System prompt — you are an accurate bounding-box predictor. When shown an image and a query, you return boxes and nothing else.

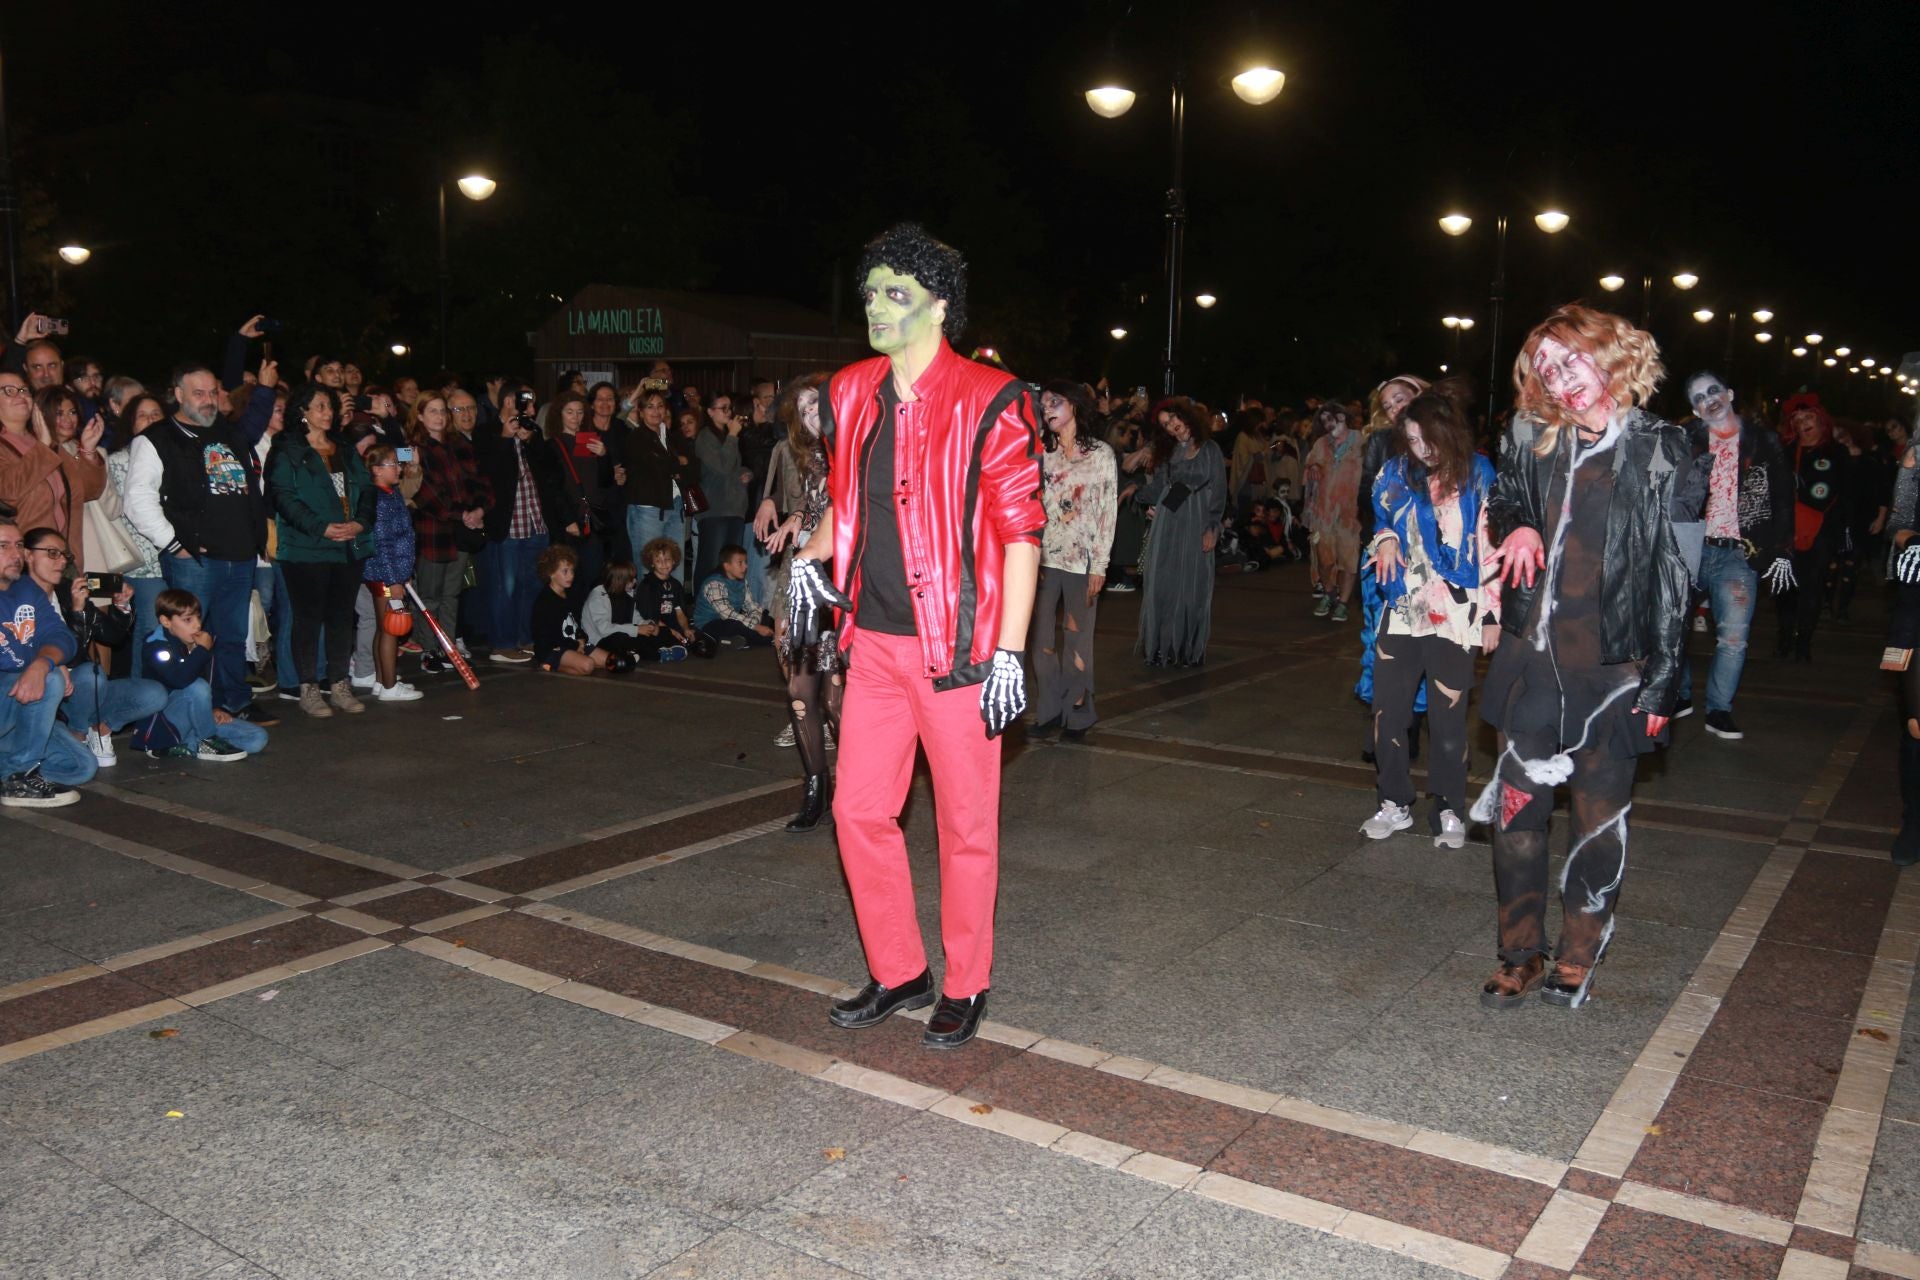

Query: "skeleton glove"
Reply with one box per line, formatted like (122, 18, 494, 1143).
(1899, 545, 1920, 586)
(1761, 556, 1798, 594)
(785, 558, 852, 659)
(979, 648, 1027, 740)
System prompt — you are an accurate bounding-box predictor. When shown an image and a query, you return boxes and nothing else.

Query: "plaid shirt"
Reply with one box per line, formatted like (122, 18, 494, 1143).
(411, 433, 492, 563)
(507, 438, 546, 539)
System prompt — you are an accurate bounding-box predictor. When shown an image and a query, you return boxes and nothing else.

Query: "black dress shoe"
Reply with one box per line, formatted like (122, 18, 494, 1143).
(828, 969, 933, 1029)
(922, 990, 988, 1049)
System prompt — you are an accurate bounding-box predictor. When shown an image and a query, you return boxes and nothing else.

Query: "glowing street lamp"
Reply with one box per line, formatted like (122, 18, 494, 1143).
(1109, 327, 1128, 340)
(1754, 332, 1773, 343)
(1834, 346, 1851, 357)
(1437, 208, 1567, 424)
(390, 343, 409, 357)
(1672, 272, 1700, 290)
(455, 175, 497, 201)
(1805, 333, 1824, 345)
(57, 245, 91, 265)
(1598, 274, 1626, 292)
(1086, 55, 1281, 393)
(439, 171, 500, 366)
(1751, 309, 1774, 324)
(1692, 308, 1714, 323)
(1824, 357, 1838, 367)
(1881, 366, 1894, 375)
(1194, 293, 1218, 309)
(1533, 210, 1570, 234)
(1437, 213, 1472, 237)
(1791, 347, 1808, 357)
(1230, 66, 1286, 105)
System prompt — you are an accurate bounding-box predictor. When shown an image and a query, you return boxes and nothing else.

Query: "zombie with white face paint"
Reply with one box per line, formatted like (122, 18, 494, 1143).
(1474, 305, 1690, 1011)
(789, 223, 1044, 1051)
(1668, 370, 1794, 741)
(1771, 392, 1854, 662)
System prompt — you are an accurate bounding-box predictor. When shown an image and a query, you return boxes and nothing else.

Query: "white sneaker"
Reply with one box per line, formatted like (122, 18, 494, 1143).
(1434, 809, 1467, 849)
(1360, 801, 1414, 840)
(773, 723, 796, 747)
(350, 672, 377, 690)
(374, 681, 424, 702)
(84, 727, 117, 768)
(455, 639, 472, 660)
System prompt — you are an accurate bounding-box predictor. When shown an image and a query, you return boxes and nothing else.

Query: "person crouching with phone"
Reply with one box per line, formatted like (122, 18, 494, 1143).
(361, 445, 423, 702)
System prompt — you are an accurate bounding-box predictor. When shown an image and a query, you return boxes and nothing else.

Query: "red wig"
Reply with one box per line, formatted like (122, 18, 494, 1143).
(1780, 392, 1834, 446)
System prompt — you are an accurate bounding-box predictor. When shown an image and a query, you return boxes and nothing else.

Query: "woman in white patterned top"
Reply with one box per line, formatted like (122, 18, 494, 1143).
(1028, 380, 1117, 742)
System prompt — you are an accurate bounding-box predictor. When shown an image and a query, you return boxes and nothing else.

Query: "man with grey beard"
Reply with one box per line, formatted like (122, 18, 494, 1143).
(124, 359, 279, 723)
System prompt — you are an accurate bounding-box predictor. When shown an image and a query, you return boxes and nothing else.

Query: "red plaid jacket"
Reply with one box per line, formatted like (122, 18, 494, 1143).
(411, 433, 493, 563)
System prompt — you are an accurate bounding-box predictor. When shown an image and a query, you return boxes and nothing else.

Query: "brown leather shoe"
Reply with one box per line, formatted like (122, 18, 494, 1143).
(1480, 955, 1546, 1009)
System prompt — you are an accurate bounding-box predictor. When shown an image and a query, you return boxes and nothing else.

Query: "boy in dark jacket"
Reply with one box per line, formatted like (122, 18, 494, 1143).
(141, 588, 269, 761)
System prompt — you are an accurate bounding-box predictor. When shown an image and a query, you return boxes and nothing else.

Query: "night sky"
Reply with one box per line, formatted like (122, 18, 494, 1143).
(6, 0, 1915, 414)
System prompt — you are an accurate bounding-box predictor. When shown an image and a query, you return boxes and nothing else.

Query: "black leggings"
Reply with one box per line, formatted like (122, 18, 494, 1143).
(1372, 631, 1473, 823)
(777, 626, 844, 778)
(1776, 541, 1836, 653)
(282, 559, 360, 686)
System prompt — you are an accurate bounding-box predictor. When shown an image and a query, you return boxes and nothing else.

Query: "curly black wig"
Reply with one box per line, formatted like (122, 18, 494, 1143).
(856, 222, 968, 340)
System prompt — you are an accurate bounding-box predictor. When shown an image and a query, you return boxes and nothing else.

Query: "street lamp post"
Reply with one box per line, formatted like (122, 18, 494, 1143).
(437, 173, 497, 370)
(1087, 56, 1282, 395)
(1439, 208, 1567, 427)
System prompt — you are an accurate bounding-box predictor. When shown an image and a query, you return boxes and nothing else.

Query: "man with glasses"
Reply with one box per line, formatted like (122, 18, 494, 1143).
(0, 522, 93, 806)
(447, 390, 481, 439)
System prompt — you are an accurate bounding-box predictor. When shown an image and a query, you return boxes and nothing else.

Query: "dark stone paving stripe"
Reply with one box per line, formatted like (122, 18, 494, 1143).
(646, 672, 786, 703)
(1574, 1203, 1784, 1280)
(1760, 849, 1901, 955)
(0, 973, 166, 1045)
(1501, 1265, 1572, 1280)
(115, 917, 365, 996)
(44, 794, 399, 899)
(1790, 1224, 1857, 1259)
(958, 1052, 1257, 1169)
(356, 887, 494, 927)
(462, 786, 802, 894)
(1095, 653, 1296, 717)
(1628, 1055, 1836, 1221)
(1624, 842, 1900, 1219)
(1208, 1113, 1554, 1254)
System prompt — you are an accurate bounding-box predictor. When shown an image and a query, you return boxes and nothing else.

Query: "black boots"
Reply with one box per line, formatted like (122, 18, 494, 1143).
(785, 774, 833, 833)
(1894, 732, 1920, 867)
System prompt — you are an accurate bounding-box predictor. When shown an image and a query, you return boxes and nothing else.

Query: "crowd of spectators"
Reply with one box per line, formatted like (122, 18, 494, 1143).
(0, 303, 1908, 815)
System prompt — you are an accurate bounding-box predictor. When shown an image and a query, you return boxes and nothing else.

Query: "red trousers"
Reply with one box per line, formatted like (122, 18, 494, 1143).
(833, 629, 1002, 998)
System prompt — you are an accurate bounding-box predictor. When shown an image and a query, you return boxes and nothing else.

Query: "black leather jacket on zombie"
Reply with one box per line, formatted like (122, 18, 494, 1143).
(1684, 417, 1795, 571)
(1487, 407, 1692, 717)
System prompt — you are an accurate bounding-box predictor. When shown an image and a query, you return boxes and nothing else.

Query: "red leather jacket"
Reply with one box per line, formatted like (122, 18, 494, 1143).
(825, 340, 1043, 690)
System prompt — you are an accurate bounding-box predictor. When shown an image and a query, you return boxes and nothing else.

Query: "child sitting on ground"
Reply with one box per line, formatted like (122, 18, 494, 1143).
(140, 589, 270, 762)
(582, 560, 684, 663)
(636, 537, 700, 654)
(531, 545, 631, 675)
(1246, 497, 1295, 565)
(692, 543, 775, 647)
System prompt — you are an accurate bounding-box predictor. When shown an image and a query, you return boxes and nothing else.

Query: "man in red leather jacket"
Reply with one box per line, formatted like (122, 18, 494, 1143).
(789, 223, 1043, 1049)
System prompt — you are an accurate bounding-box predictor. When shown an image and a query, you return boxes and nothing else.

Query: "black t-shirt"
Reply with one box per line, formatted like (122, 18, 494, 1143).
(637, 572, 691, 627)
(855, 391, 918, 636)
(530, 588, 580, 658)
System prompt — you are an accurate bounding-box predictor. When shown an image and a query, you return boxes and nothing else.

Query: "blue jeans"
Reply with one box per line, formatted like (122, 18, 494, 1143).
(1680, 543, 1758, 714)
(626, 505, 687, 575)
(128, 576, 166, 678)
(164, 680, 269, 755)
(745, 536, 770, 607)
(62, 664, 168, 733)
(162, 555, 255, 712)
(483, 533, 550, 650)
(0, 668, 80, 779)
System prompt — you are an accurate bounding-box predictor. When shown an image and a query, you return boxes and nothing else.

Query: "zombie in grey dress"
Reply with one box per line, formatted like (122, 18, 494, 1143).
(1137, 439, 1227, 666)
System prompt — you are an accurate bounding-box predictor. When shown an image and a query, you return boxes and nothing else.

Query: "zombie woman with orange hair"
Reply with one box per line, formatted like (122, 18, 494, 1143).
(1474, 304, 1690, 1010)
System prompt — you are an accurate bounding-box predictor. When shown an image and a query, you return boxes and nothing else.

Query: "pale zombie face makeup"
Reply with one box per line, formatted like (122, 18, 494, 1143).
(1688, 377, 1735, 427)
(1405, 420, 1437, 466)
(1040, 392, 1073, 431)
(1532, 336, 1610, 417)
(1381, 381, 1416, 422)
(861, 267, 944, 357)
(797, 389, 822, 437)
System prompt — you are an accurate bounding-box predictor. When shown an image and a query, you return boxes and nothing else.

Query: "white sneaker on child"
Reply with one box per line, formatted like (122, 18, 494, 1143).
(374, 681, 424, 702)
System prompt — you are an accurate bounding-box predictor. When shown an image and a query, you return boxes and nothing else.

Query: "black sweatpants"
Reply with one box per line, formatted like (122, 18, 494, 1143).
(281, 559, 360, 687)
(1372, 631, 1474, 826)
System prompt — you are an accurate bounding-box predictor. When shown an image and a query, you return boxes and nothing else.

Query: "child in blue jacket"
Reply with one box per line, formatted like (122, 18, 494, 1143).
(141, 588, 269, 762)
(361, 444, 423, 701)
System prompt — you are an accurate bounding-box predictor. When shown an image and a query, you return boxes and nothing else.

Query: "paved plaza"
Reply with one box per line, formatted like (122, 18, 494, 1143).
(2, 566, 1915, 1280)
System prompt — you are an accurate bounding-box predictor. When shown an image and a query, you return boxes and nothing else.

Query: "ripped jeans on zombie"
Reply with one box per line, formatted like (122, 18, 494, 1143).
(1482, 722, 1637, 971)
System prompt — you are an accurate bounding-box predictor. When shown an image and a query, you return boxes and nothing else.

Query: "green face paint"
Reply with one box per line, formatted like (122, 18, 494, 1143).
(861, 266, 943, 359)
